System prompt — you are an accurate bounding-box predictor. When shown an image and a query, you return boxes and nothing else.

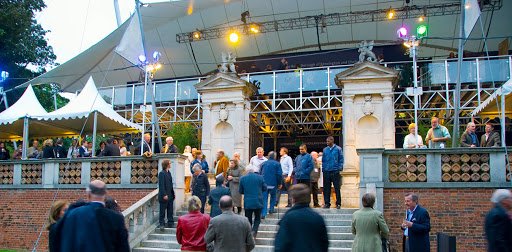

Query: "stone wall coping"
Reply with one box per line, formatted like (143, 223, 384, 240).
(0, 184, 158, 190)
(0, 153, 185, 164)
(383, 182, 512, 188)
(356, 148, 385, 154)
(382, 147, 509, 155)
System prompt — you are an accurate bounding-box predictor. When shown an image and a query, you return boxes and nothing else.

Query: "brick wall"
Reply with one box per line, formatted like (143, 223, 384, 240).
(384, 188, 495, 252)
(0, 188, 153, 251)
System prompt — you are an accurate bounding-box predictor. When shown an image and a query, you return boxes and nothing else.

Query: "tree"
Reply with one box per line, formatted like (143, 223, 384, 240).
(0, 0, 56, 90)
(165, 123, 199, 152)
(32, 83, 69, 112)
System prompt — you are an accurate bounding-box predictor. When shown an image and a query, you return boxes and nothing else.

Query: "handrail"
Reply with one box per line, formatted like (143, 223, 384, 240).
(122, 189, 159, 249)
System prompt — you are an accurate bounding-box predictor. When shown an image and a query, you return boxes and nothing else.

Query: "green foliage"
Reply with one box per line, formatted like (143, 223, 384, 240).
(32, 84, 69, 112)
(85, 135, 110, 150)
(165, 123, 199, 152)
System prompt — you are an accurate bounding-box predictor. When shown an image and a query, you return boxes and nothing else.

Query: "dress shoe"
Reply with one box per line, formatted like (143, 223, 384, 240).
(252, 231, 258, 238)
(261, 216, 266, 219)
(159, 225, 165, 231)
(313, 204, 321, 208)
(323, 205, 330, 209)
(336, 205, 341, 209)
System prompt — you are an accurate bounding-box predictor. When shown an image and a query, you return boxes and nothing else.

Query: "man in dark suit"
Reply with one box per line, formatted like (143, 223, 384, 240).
(54, 139, 67, 158)
(103, 138, 121, 157)
(138, 133, 160, 155)
(159, 159, 176, 230)
(239, 165, 266, 237)
(481, 122, 501, 147)
(204, 196, 255, 252)
(274, 184, 329, 252)
(485, 189, 512, 252)
(58, 180, 129, 252)
(260, 151, 282, 218)
(401, 193, 431, 252)
(191, 164, 210, 213)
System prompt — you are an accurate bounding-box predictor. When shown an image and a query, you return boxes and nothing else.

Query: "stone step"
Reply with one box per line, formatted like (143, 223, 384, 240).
(133, 245, 351, 252)
(141, 240, 181, 249)
(133, 248, 181, 252)
(259, 218, 351, 226)
(148, 231, 353, 241)
(258, 224, 352, 233)
(261, 212, 354, 220)
(175, 208, 357, 216)
(255, 237, 353, 248)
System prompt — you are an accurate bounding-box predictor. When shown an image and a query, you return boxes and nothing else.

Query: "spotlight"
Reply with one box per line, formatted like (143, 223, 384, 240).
(416, 25, 428, 38)
(249, 23, 260, 33)
(418, 16, 425, 22)
(397, 27, 408, 38)
(192, 31, 202, 40)
(387, 8, 395, 19)
(138, 55, 147, 63)
(229, 32, 239, 43)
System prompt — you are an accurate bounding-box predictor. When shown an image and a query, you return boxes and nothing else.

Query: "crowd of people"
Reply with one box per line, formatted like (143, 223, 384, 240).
(403, 117, 502, 149)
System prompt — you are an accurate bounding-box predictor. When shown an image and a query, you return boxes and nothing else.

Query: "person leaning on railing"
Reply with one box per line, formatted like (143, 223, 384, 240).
(425, 117, 450, 148)
(403, 123, 424, 149)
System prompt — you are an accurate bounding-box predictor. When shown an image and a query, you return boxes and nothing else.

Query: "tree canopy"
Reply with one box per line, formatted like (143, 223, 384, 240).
(0, 0, 57, 89)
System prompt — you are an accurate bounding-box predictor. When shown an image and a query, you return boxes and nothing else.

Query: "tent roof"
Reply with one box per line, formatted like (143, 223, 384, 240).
(471, 78, 512, 119)
(0, 84, 47, 125)
(20, 0, 512, 93)
(38, 76, 143, 134)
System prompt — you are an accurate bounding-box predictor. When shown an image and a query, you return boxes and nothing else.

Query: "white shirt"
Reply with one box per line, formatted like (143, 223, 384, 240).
(280, 155, 293, 177)
(249, 155, 268, 173)
(403, 134, 423, 149)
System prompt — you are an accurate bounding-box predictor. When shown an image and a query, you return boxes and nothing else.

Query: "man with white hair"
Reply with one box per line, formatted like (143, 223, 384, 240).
(162, 136, 179, 153)
(249, 147, 267, 173)
(460, 122, 479, 147)
(484, 189, 512, 252)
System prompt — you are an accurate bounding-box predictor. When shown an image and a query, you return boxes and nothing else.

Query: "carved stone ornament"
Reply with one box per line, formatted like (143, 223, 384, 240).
(358, 40, 377, 63)
(219, 103, 229, 122)
(220, 52, 237, 73)
(362, 95, 374, 116)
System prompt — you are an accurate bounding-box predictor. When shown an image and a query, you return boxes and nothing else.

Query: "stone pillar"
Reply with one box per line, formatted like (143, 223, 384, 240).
(195, 73, 256, 167)
(336, 62, 398, 208)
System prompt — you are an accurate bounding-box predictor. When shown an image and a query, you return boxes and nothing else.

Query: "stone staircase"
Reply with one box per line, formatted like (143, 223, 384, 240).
(133, 203, 356, 252)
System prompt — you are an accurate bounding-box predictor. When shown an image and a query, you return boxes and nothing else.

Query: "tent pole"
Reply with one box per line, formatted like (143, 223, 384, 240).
(92, 111, 98, 157)
(22, 117, 29, 160)
(149, 78, 163, 152)
(141, 70, 147, 155)
(452, 0, 465, 147)
(501, 92, 506, 147)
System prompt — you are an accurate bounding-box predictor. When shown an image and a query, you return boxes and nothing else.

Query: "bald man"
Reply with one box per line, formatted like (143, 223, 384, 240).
(58, 180, 129, 252)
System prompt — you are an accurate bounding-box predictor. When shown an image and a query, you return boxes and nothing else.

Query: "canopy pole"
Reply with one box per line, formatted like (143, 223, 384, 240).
(501, 92, 506, 147)
(92, 111, 98, 157)
(114, 0, 122, 27)
(149, 78, 163, 152)
(141, 71, 147, 155)
(452, 0, 465, 147)
(22, 117, 29, 160)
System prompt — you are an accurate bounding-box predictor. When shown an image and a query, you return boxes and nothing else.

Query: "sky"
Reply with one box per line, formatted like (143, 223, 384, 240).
(36, 0, 136, 67)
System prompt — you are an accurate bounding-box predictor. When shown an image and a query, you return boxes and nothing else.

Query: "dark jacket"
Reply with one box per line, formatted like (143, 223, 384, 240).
(274, 203, 329, 252)
(162, 144, 179, 154)
(208, 186, 231, 217)
(480, 131, 501, 147)
(54, 145, 67, 159)
(192, 173, 210, 197)
(58, 202, 129, 252)
(322, 144, 344, 172)
(310, 160, 321, 182)
(260, 158, 283, 187)
(190, 159, 209, 174)
(460, 131, 479, 147)
(103, 144, 120, 157)
(403, 205, 431, 252)
(294, 153, 314, 180)
(158, 169, 175, 202)
(43, 146, 55, 159)
(0, 147, 9, 160)
(78, 146, 90, 157)
(239, 172, 266, 210)
(485, 203, 512, 252)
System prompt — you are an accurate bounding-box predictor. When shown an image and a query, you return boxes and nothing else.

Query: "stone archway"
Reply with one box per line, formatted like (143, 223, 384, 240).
(213, 122, 235, 158)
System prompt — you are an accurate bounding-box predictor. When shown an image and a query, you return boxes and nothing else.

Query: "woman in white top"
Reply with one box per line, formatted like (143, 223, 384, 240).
(183, 146, 193, 193)
(403, 123, 424, 148)
(119, 139, 128, 156)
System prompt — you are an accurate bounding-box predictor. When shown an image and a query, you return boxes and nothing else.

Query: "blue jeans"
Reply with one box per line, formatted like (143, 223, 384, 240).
(262, 186, 277, 217)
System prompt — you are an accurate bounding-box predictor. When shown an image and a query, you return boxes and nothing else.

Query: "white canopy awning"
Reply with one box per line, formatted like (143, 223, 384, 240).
(38, 76, 143, 135)
(471, 78, 512, 118)
(0, 85, 48, 140)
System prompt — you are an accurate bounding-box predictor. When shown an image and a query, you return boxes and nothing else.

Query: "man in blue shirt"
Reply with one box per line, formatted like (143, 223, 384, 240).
(322, 136, 344, 209)
(294, 144, 314, 201)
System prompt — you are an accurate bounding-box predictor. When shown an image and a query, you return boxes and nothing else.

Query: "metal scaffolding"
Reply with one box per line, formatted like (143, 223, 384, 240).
(176, 0, 502, 43)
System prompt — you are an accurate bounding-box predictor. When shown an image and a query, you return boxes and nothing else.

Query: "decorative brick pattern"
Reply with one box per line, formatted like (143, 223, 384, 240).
(91, 161, 121, 184)
(441, 153, 490, 182)
(130, 160, 158, 184)
(58, 162, 82, 184)
(384, 188, 494, 252)
(0, 164, 14, 185)
(21, 164, 42, 184)
(388, 154, 427, 182)
(0, 189, 153, 251)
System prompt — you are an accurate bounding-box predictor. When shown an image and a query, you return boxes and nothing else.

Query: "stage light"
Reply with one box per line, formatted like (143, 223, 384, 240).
(249, 23, 260, 33)
(416, 25, 428, 38)
(387, 8, 395, 19)
(152, 51, 161, 61)
(229, 32, 239, 43)
(192, 31, 201, 40)
(418, 16, 425, 22)
(138, 55, 146, 63)
(397, 27, 408, 38)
